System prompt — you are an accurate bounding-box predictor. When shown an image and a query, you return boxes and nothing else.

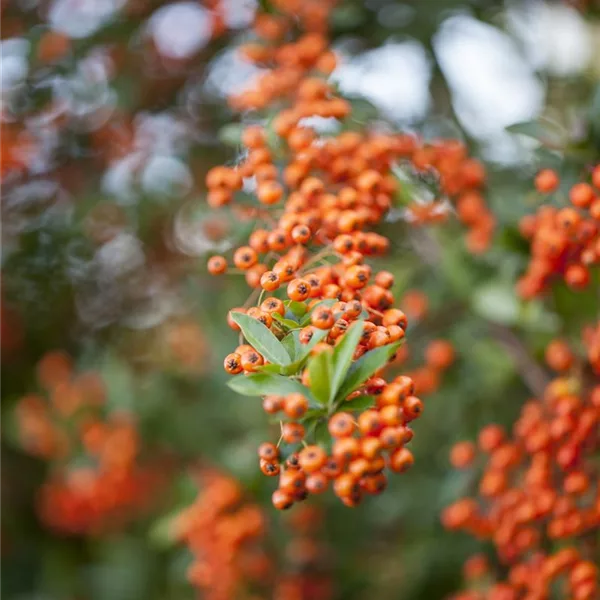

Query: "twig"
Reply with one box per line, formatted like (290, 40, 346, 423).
(487, 322, 551, 397)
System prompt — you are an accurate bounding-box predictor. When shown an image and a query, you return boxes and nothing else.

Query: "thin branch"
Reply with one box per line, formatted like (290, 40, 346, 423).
(487, 322, 551, 397)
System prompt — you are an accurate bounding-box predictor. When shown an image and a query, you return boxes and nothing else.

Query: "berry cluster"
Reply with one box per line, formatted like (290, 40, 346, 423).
(442, 333, 600, 600)
(173, 470, 334, 600)
(15, 351, 164, 535)
(173, 470, 270, 600)
(518, 165, 600, 298)
(274, 505, 334, 600)
(403, 338, 456, 397)
(583, 321, 600, 374)
(205, 0, 487, 510)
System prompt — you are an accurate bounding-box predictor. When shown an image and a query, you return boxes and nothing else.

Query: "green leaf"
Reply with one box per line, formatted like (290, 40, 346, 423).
(230, 312, 291, 366)
(218, 123, 243, 147)
(340, 394, 376, 412)
(303, 408, 327, 421)
(282, 330, 302, 362)
(472, 283, 519, 326)
(227, 372, 312, 398)
(258, 329, 330, 376)
(307, 351, 332, 405)
(336, 342, 401, 402)
(285, 300, 308, 318)
(257, 361, 302, 376)
(330, 320, 364, 400)
(148, 511, 180, 549)
(272, 312, 301, 332)
(505, 118, 566, 147)
(257, 363, 287, 375)
(313, 420, 331, 449)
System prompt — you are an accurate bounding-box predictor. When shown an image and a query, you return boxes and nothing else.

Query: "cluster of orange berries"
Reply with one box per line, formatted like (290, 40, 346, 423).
(173, 470, 334, 600)
(518, 165, 600, 298)
(443, 333, 600, 600)
(259, 385, 418, 510)
(274, 505, 334, 600)
(0, 123, 38, 182)
(173, 470, 270, 600)
(14, 351, 164, 535)
(583, 321, 600, 374)
(449, 548, 598, 600)
(401, 338, 456, 397)
(391, 290, 455, 395)
(204, 0, 487, 509)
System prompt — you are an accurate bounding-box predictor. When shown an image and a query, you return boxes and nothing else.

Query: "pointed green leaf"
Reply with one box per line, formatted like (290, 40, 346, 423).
(330, 320, 364, 400)
(505, 118, 565, 147)
(313, 420, 331, 450)
(257, 363, 286, 375)
(282, 330, 301, 361)
(228, 372, 311, 398)
(272, 312, 301, 333)
(285, 300, 308, 318)
(336, 342, 401, 402)
(307, 351, 332, 405)
(230, 312, 291, 366)
(339, 394, 376, 412)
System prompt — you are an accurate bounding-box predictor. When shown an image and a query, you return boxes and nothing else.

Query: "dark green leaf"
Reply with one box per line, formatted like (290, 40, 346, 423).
(313, 419, 331, 449)
(285, 300, 308, 318)
(307, 350, 332, 405)
(272, 312, 301, 332)
(339, 394, 376, 412)
(336, 342, 401, 401)
(330, 320, 364, 400)
(230, 312, 291, 366)
(257, 363, 286, 375)
(281, 330, 301, 361)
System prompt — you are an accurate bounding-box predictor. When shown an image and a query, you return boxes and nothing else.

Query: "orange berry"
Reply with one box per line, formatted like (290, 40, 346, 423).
(328, 412, 355, 437)
(287, 278, 311, 302)
(535, 169, 559, 193)
(389, 447, 414, 473)
(233, 246, 258, 270)
(283, 393, 308, 419)
(450, 441, 476, 469)
(207, 255, 227, 275)
(298, 445, 327, 472)
(260, 270, 280, 291)
(545, 339, 574, 372)
(224, 353, 243, 374)
(569, 183, 594, 208)
(425, 340, 455, 370)
(240, 350, 264, 372)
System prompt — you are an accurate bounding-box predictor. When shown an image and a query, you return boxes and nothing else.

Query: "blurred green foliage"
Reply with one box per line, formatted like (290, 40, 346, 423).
(2, 0, 600, 599)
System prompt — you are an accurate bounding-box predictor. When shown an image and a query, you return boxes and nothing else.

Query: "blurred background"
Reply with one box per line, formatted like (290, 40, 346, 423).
(2, 0, 600, 599)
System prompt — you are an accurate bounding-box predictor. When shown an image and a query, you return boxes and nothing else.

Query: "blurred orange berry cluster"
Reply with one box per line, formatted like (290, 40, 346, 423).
(15, 351, 165, 535)
(174, 470, 270, 600)
(443, 331, 600, 600)
(518, 165, 600, 298)
(174, 470, 333, 600)
(204, 0, 487, 511)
